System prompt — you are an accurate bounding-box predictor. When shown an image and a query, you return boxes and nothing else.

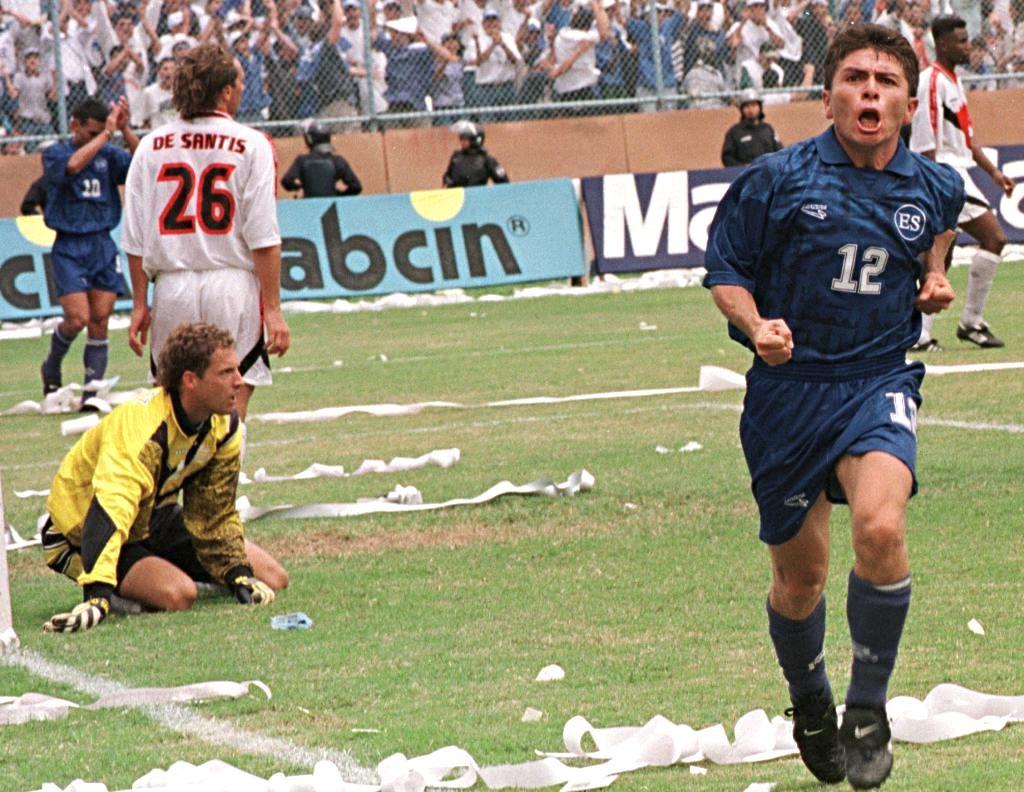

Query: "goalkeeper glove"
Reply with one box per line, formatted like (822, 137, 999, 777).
(43, 597, 110, 633)
(229, 573, 276, 606)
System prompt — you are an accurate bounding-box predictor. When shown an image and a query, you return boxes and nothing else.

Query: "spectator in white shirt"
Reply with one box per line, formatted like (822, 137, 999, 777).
(418, 0, 458, 42)
(768, 0, 809, 85)
(137, 56, 179, 129)
(45, 0, 103, 110)
(467, 8, 522, 116)
(547, 0, 610, 109)
(727, 0, 785, 72)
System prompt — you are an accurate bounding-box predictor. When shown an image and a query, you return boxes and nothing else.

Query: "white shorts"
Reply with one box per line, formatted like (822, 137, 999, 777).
(150, 268, 271, 387)
(956, 167, 991, 226)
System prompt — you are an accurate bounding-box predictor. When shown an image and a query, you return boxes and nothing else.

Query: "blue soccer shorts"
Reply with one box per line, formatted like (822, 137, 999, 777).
(51, 232, 125, 297)
(740, 360, 925, 545)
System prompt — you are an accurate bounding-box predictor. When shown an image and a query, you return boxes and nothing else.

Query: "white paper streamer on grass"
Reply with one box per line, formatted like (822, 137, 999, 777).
(251, 367, 745, 427)
(236, 470, 594, 522)
(1, 378, 122, 416)
(535, 664, 565, 682)
(968, 618, 986, 635)
(1, 681, 269, 727)
(0, 692, 79, 725)
(241, 449, 461, 485)
(4, 521, 40, 550)
(22, 683, 1024, 792)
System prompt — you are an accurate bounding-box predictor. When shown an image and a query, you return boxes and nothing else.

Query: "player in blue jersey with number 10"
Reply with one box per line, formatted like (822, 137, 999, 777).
(41, 97, 139, 406)
(704, 24, 964, 790)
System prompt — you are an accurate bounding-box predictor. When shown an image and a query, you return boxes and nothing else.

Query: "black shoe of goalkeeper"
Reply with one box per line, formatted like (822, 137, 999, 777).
(956, 321, 1005, 348)
(840, 706, 893, 789)
(786, 691, 846, 784)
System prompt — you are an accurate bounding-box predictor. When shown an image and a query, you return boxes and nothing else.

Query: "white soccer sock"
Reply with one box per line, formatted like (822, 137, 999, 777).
(961, 249, 1001, 327)
(918, 313, 934, 344)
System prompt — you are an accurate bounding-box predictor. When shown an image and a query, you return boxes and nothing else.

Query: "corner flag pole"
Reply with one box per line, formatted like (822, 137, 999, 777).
(0, 471, 19, 653)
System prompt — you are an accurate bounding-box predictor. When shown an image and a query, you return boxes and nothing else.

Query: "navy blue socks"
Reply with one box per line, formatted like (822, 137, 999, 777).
(768, 595, 832, 702)
(846, 570, 912, 709)
(83, 336, 109, 386)
(42, 327, 75, 385)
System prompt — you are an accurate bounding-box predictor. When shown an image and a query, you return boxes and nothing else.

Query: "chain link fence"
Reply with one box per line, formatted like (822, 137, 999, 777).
(1, 0, 1022, 151)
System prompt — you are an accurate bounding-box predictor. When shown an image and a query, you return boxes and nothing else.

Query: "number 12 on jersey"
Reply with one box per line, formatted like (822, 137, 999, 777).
(832, 244, 889, 295)
(158, 162, 236, 236)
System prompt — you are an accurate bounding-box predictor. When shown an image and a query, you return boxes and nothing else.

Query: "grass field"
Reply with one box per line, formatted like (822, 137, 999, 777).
(2, 261, 1022, 791)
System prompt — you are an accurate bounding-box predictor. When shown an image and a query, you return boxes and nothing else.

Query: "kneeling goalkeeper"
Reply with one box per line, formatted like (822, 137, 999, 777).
(42, 322, 287, 633)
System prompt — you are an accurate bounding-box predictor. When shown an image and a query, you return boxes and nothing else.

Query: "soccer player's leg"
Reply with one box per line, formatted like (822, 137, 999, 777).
(956, 210, 1007, 348)
(244, 539, 289, 593)
(81, 289, 118, 410)
(742, 375, 845, 783)
(834, 450, 912, 789)
(43, 237, 97, 394)
(768, 495, 846, 784)
(198, 269, 269, 420)
(117, 553, 199, 612)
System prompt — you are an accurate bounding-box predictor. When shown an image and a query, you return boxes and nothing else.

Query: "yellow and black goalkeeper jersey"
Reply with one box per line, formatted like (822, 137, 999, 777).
(46, 387, 247, 596)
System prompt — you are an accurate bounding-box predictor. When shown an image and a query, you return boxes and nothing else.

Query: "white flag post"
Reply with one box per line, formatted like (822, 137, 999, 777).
(0, 471, 19, 652)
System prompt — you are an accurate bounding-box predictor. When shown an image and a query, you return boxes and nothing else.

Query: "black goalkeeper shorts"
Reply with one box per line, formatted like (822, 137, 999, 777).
(116, 505, 214, 585)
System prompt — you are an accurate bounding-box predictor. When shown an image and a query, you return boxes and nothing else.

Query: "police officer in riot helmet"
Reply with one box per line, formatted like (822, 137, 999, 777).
(442, 121, 509, 188)
(721, 89, 783, 167)
(281, 120, 363, 198)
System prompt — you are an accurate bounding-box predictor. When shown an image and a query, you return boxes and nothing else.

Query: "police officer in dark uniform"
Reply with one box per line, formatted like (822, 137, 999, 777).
(721, 89, 783, 167)
(442, 121, 509, 188)
(281, 120, 363, 198)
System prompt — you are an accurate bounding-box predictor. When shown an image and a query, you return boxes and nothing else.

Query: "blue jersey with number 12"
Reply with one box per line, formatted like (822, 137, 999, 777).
(703, 127, 964, 369)
(42, 140, 132, 235)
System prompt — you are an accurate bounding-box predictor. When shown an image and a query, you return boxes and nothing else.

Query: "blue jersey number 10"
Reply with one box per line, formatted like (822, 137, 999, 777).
(832, 244, 888, 295)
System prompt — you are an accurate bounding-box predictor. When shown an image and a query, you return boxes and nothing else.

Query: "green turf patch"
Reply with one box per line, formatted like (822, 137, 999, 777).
(2, 263, 1022, 790)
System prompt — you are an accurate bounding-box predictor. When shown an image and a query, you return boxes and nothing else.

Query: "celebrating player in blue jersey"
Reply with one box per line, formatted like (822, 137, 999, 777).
(704, 24, 964, 790)
(41, 97, 140, 406)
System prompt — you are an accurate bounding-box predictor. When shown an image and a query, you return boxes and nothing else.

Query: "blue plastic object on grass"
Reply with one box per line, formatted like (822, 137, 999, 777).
(271, 612, 314, 630)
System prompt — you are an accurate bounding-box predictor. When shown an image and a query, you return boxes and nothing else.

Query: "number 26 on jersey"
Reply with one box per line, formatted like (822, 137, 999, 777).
(158, 162, 236, 236)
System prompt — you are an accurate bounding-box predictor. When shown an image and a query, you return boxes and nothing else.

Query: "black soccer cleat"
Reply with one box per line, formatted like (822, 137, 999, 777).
(41, 363, 61, 396)
(785, 691, 846, 784)
(909, 338, 943, 353)
(956, 321, 1005, 348)
(79, 391, 101, 413)
(840, 706, 893, 789)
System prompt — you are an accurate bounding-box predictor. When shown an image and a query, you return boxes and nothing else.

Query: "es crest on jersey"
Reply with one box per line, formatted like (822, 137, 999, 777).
(893, 204, 926, 242)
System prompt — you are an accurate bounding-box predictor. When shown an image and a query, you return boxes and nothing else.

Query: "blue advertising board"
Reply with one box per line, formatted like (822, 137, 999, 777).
(0, 179, 584, 320)
(582, 146, 1024, 274)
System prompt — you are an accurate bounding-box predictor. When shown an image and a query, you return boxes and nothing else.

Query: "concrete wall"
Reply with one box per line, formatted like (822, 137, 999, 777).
(3, 88, 1023, 217)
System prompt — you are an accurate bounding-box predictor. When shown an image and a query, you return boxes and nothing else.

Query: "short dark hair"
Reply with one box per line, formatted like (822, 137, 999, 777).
(71, 98, 110, 124)
(823, 23, 918, 96)
(931, 14, 967, 42)
(157, 322, 235, 394)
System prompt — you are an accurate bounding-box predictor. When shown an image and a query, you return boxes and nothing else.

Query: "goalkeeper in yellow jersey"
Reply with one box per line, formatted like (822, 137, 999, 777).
(42, 322, 288, 633)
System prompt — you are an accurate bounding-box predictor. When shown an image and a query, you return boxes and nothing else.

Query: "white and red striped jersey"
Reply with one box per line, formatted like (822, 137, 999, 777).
(910, 63, 975, 169)
(121, 112, 281, 277)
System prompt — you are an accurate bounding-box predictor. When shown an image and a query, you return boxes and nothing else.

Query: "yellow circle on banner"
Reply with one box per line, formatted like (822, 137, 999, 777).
(409, 188, 465, 223)
(15, 215, 57, 248)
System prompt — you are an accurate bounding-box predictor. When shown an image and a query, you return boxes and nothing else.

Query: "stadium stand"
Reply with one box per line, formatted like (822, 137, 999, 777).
(2, 0, 1024, 155)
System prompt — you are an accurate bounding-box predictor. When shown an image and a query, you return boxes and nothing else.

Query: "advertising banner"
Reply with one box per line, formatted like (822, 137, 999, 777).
(0, 179, 584, 321)
(582, 146, 1024, 274)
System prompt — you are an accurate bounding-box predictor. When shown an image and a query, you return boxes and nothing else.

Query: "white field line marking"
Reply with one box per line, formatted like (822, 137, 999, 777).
(918, 417, 1024, 433)
(2, 648, 377, 784)
(3, 402, 1019, 480)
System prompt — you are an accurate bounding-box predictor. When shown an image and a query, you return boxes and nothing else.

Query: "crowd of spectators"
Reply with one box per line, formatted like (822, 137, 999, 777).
(1, 0, 1023, 152)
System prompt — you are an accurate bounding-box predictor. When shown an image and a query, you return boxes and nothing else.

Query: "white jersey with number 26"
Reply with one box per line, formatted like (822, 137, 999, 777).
(121, 112, 281, 277)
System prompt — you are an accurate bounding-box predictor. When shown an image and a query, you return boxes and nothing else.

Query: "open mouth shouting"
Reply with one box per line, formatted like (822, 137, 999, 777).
(857, 108, 882, 135)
